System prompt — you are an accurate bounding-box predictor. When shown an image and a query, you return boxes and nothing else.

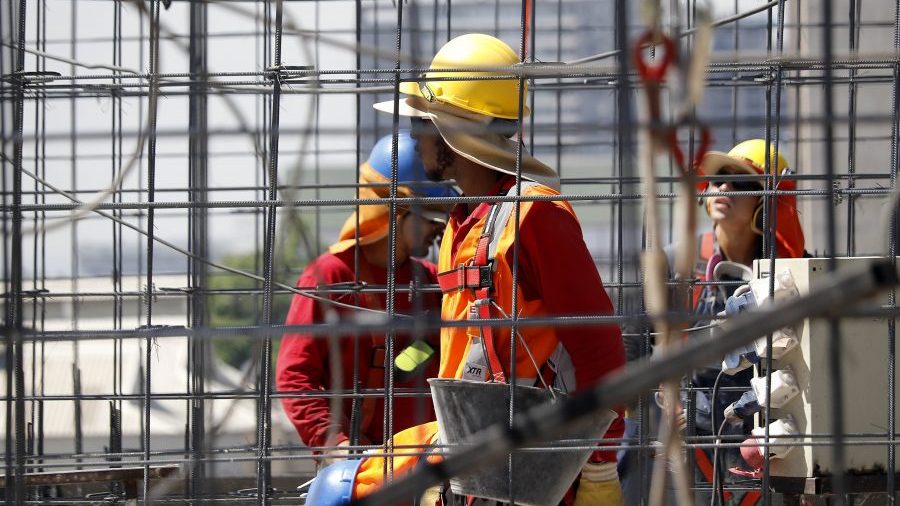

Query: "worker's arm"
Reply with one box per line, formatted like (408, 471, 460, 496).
(276, 259, 353, 450)
(517, 201, 626, 388)
(517, 200, 626, 462)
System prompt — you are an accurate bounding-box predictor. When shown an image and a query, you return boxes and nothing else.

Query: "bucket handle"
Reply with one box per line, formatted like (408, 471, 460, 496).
(489, 300, 557, 401)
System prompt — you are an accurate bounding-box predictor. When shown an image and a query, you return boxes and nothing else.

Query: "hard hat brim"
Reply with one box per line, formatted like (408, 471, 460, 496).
(375, 96, 560, 191)
(700, 151, 761, 177)
(373, 96, 432, 118)
(329, 205, 448, 255)
(373, 95, 560, 191)
(432, 111, 560, 191)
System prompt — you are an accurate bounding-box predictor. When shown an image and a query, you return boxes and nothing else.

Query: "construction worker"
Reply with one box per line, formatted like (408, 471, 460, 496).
(276, 130, 453, 465)
(688, 138, 805, 433)
(691, 139, 805, 504)
(618, 139, 806, 505)
(306, 34, 626, 506)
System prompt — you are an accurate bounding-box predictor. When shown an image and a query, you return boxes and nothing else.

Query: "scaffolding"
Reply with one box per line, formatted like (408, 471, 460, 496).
(3, 0, 900, 504)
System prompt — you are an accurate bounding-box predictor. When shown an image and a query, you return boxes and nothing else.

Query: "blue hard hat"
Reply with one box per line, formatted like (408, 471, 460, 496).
(368, 130, 457, 199)
(304, 459, 363, 506)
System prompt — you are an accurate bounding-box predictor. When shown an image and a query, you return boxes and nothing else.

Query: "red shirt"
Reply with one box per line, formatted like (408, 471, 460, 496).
(276, 248, 440, 449)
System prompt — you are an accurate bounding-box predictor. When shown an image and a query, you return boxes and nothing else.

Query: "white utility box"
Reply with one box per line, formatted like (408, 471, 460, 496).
(752, 257, 898, 478)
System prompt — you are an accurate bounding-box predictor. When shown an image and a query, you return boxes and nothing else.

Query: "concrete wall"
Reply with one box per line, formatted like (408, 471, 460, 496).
(792, 1, 896, 256)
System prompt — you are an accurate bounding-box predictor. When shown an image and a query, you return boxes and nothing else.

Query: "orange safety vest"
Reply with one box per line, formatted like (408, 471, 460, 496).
(437, 182, 573, 385)
(690, 232, 717, 309)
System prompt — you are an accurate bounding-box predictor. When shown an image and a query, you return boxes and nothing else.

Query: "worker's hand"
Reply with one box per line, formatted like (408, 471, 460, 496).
(322, 439, 351, 467)
(573, 462, 625, 506)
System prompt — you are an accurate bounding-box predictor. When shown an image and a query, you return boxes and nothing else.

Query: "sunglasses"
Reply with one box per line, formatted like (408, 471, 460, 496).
(710, 172, 763, 192)
(720, 180, 763, 192)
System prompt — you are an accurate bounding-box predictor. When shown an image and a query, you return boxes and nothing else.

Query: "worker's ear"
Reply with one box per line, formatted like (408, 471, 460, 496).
(751, 202, 765, 236)
(700, 196, 712, 217)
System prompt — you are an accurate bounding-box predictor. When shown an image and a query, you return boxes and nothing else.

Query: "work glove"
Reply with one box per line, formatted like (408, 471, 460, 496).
(712, 260, 752, 283)
(418, 486, 441, 506)
(573, 462, 625, 506)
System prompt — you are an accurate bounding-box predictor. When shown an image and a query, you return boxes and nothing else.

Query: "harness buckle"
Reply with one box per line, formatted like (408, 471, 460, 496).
(463, 259, 493, 290)
(476, 262, 493, 288)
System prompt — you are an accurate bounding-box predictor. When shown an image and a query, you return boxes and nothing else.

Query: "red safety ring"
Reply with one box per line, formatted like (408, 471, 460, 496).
(633, 31, 677, 83)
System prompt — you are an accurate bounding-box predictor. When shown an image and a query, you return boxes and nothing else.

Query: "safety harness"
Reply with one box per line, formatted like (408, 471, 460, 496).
(664, 232, 716, 309)
(430, 184, 594, 506)
(436, 182, 537, 385)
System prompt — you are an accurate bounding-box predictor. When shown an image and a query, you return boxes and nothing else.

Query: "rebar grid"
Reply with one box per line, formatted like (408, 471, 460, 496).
(2, 0, 900, 505)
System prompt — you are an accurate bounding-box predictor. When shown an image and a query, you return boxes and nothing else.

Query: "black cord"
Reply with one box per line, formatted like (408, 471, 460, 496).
(709, 369, 726, 506)
(711, 419, 729, 506)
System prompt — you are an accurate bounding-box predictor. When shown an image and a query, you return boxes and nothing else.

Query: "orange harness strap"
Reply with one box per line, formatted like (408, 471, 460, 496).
(436, 264, 492, 293)
(437, 185, 539, 384)
(469, 203, 507, 383)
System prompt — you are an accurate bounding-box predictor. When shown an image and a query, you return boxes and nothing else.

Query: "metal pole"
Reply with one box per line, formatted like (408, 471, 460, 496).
(188, 0, 210, 500)
(143, 0, 161, 502)
(8, 0, 28, 501)
(822, 0, 848, 502)
(887, 0, 900, 501)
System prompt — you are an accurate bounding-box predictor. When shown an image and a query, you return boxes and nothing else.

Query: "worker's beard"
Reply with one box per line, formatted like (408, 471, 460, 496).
(426, 140, 456, 182)
(408, 240, 432, 259)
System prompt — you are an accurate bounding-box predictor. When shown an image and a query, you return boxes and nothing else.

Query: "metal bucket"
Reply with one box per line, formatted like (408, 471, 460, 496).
(429, 378, 617, 506)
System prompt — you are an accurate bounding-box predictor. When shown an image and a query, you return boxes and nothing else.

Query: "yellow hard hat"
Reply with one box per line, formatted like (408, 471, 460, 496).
(700, 139, 805, 258)
(398, 34, 527, 120)
(700, 138, 790, 178)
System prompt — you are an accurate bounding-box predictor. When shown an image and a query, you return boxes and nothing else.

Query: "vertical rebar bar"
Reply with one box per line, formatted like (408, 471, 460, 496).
(9, 0, 27, 501)
(35, 0, 48, 484)
(381, 0, 404, 481)
(446, 0, 451, 41)
(504, 1, 533, 498)
(616, 1, 637, 501)
(143, 0, 161, 502)
(110, 2, 124, 471)
(822, 0, 848, 502)
(67, 0, 83, 475)
(349, 0, 364, 451)
(0, 0, 12, 488)
(188, 0, 210, 500)
(846, 0, 860, 257)
(257, 2, 284, 503)
(760, 2, 788, 504)
(888, 0, 900, 501)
